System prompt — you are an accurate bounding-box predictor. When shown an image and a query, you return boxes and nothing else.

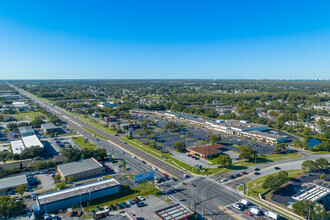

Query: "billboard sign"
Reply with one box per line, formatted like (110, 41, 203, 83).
(134, 171, 155, 183)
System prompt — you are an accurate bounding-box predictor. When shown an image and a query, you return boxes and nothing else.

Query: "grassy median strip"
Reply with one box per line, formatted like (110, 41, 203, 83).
(82, 126, 107, 140)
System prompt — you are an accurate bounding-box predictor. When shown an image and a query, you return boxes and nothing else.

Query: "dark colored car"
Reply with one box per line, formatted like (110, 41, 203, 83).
(235, 173, 242, 177)
(274, 167, 281, 170)
(229, 175, 235, 179)
(137, 202, 144, 207)
(254, 168, 260, 171)
(254, 172, 261, 175)
(91, 210, 96, 216)
(110, 204, 116, 210)
(242, 171, 248, 175)
(115, 203, 122, 209)
(121, 202, 128, 207)
(96, 206, 102, 211)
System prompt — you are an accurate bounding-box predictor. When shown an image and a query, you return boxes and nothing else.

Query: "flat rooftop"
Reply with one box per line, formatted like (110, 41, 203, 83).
(57, 158, 103, 177)
(21, 134, 43, 148)
(155, 203, 194, 220)
(243, 130, 287, 140)
(0, 174, 27, 191)
(37, 178, 119, 205)
(11, 140, 25, 154)
(292, 182, 330, 202)
(41, 122, 58, 130)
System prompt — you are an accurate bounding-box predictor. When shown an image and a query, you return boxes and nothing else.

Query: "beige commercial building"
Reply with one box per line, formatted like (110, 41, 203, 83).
(57, 158, 104, 181)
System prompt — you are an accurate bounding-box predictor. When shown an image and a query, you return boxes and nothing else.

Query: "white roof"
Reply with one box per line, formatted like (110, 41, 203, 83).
(11, 140, 25, 154)
(21, 135, 43, 148)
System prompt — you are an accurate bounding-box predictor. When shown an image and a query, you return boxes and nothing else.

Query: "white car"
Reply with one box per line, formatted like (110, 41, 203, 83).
(126, 200, 132, 205)
(220, 178, 228, 182)
(138, 196, 145, 201)
(104, 206, 109, 211)
(152, 167, 158, 170)
(233, 203, 243, 210)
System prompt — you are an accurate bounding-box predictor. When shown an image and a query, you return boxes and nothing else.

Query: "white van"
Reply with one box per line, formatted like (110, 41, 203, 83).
(249, 207, 260, 215)
(239, 199, 250, 206)
(265, 211, 280, 220)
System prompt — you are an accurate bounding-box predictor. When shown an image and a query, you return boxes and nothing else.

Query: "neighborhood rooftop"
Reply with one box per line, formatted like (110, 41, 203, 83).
(57, 158, 103, 177)
(37, 178, 119, 205)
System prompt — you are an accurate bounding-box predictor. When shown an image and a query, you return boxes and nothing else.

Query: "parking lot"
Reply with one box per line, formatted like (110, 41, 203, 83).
(271, 170, 330, 206)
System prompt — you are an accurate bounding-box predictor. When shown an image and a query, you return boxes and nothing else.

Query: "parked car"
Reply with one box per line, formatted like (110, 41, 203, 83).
(171, 177, 177, 181)
(134, 197, 140, 202)
(96, 206, 102, 211)
(104, 206, 109, 211)
(242, 171, 248, 175)
(110, 204, 116, 210)
(254, 172, 261, 175)
(130, 199, 136, 204)
(121, 202, 128, 207)
(137, 202, 144, 207)
(235, 173, 242, 177)
(163, 173, 168, 177)
(32, 171, 40, 175)
(115, 203, 122, 209)
(229, 175, 235, 179)
(138, 196, 145, 201)
(254, 168, 260, 171)
(274, 167, 281, 170)
(221, 178, 228, 182)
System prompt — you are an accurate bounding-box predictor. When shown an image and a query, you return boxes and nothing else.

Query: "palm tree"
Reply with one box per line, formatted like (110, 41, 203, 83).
(122, 161, 127, 172)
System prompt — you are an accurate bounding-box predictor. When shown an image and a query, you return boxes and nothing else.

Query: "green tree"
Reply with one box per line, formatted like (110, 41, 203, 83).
(292, 200, 315, 218)
(315, 158, 329, 169)
(15, 184, 27, 197)
(320, 173, 326, 179)
(263, 171, 289, 191)
(302, 160, 318, 173)
(165, 121, 177, 130)
(20, 145, 44, 159)
(273, 143, 288, 154)
(62, 148, 81, 162)
(0, 151, 12, 164)
(55, 182, 66, 189)
(122, 161, 127, 172)
(217, 154, 232, 167)
(0, 196, 26, 218)
(238, 145, 256, 161)
(54, 174, 61, 182)
(173, 141, 186, 152)
(209, 134, 221, 144)
(66, 176, 74, 184)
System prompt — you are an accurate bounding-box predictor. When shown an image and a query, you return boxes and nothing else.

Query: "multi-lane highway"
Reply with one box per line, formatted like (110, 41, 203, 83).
(10, 82, 322, 220)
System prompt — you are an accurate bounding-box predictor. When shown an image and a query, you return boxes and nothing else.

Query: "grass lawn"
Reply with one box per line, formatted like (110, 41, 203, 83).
(84, 182, 162, 212)
(121, 137, 221, 175)
(237, 170, 303, 198)
(6, 111, 46, 121)
(71, 136, 98, 150)
(82, 126, 107, 140)
(77, 115, 116, 135)
(235, 153, 302, 167)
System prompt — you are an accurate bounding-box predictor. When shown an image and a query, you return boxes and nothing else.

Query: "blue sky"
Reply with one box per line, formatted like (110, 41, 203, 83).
(0, 0, 330, 79)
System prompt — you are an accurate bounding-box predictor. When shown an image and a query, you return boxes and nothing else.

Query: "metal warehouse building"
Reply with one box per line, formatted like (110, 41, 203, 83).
(0, 174, 28, 195)
(33, 178, 120, 213)
(41, 123, 61, 134)
(57, 158, 104, 181)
